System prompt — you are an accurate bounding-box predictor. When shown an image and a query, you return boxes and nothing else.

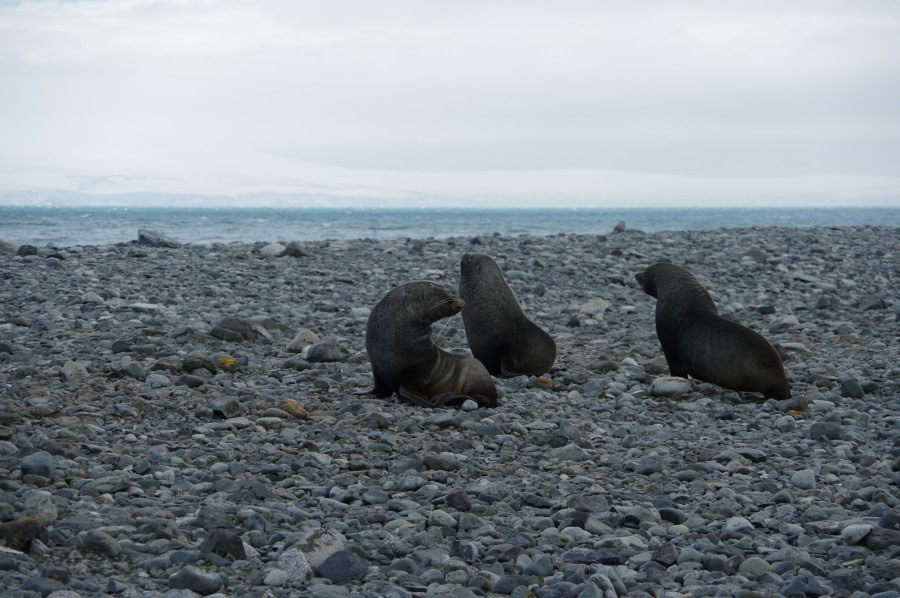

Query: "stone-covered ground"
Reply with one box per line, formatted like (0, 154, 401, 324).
(0, 225, 898, 597)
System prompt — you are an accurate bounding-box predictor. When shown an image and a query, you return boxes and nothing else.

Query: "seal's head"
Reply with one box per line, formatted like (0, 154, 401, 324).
(459, 253, 506, 299)
(636, 262, 690, 300)
(460, 252, 501, 277)
(396, 281, 464, 323)
(635, 265, 658, 298)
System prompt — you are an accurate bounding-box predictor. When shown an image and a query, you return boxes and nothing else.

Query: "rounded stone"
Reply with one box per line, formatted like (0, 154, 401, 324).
(739, 556, 772, 576)
(168, 565, 223, 595)
(21, 451, 53, 479)
(790, 469, 816, 490)
(650, 376, 692, 397)
(840, 523, 873, 545)
(263, 568, 289, 586)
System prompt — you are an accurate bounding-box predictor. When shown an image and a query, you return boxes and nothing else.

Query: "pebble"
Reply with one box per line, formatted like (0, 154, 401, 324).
(168, 565, 223, 595)
(790, 469, 817, 490)
(649, 376, 692, 397)
(0, 226, 896, 596)
(315, 549, 369, 583)
(841, 523, 873, 545)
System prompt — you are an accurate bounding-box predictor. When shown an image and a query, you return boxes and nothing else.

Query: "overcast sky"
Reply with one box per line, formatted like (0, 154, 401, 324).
(1, 0, 899, 207)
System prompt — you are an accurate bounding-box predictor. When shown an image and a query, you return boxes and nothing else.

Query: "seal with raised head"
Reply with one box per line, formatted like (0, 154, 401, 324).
(459, 253, 556, 377)
(635, 262, 791, 400)
(364, 281, 498, 408)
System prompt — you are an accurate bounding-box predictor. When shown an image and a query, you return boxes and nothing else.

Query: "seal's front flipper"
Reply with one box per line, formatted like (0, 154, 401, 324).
(356, 374, 393, 399)
(738, 392, 770, 403)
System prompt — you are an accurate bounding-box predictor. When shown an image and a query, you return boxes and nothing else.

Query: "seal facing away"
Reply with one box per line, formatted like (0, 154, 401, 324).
(635, 262, 791, 400)
(364, 281, 498, 408)
(459, 253, 556, 377)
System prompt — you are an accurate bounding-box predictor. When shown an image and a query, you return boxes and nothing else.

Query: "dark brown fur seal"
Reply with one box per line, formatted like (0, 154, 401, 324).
(364, 281, 498, 408)
(459, 253, 556, 377)
(635, 262, 791, 400)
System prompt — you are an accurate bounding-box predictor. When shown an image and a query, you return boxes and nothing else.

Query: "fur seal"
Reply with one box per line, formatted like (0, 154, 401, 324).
(458, 253, 556, 377)
(635, 262, 791, 400)
(364, 281, 498, 408)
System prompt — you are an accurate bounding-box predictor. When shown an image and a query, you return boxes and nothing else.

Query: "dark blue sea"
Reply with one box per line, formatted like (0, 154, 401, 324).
(1, 206, 898, 247)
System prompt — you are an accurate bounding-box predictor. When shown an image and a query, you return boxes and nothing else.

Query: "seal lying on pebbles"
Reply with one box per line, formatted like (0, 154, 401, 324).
(635, 262, 791, 400)
(459, 253, 556, 377)
(363, 281, 498, 408)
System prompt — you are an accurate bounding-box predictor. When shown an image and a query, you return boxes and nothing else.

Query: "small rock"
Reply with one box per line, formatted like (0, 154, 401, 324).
(790, 469, 816, 490)
(650, 376, 691, 397)
(315, 549, 369, 584)
(183, 355, 218, 374)
(840, 523, 873, 545)
(279, 241, 309, 257)
(286, 329, 319, 352)
(424, 452, 462, 471)
(0, 517, 48, 552)
(865, 527, 900, 551)
(60, 361, 89, 384)
(80, 474, 131, 496)
(304, 337, 343, 362)
(168, 565, 223, 595)
(276, 549, 313, 581)
(22, 450, 53, 479)
(260, 242, 286, 256)
(859, 295, 887, 310)
(445, 488, 472, 512)
(808, 421, 845, 441)
(839, 377, 865, 399)
(81, 291, 105, 304)
(739, 556, 772, 576)
(578, 298, 610, 317)
(461, 399, 479, 411)
(138, 229, 180, 248)
(768, 315, 800, 333)
(263, 568, 289, 586)
(781, 573, 829, 597)
(80, 529, 121, 557)
(199, 529, 247, 560)
(210, 317, 270, 342)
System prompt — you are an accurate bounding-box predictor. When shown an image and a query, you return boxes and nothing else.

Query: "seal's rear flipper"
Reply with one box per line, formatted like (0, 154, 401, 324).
(398, 385, 443, 408)
(397, 387, 495, 409)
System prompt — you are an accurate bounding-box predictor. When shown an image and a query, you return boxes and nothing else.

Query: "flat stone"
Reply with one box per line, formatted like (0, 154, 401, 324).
(650, 376, 692, 397)
(168, 565, 223, 595)
(840, 523, 873, 545)
(314, 549, 369, 584)
(790, 469, 816, 490)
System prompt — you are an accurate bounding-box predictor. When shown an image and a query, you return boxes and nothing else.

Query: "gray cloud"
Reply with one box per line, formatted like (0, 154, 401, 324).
(0, 0, 898, 205)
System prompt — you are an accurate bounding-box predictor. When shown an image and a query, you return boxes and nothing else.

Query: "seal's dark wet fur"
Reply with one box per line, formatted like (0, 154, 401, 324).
(459, 253, 556, 377)
(636, 262, 791, 400)
(364, 281, 497, 408)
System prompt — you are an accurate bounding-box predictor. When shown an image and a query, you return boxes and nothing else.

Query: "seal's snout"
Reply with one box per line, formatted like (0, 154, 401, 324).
(453, 298, 465, 310)
(635, 272, 645, 287)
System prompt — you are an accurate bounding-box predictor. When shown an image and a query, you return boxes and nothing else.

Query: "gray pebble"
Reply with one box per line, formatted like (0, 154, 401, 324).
(790, 469, 817, 490)
(168, 565, 223, 595)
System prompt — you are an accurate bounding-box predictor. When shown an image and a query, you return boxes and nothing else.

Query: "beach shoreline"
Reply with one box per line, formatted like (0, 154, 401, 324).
(1, 225, 898, 596)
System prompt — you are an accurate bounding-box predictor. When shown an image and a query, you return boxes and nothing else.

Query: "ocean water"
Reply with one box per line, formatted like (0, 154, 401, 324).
(0, 205, 898, 247)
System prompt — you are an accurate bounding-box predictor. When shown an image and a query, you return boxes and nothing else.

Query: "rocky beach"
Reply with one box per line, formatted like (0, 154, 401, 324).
(0, 224, 897, 597)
